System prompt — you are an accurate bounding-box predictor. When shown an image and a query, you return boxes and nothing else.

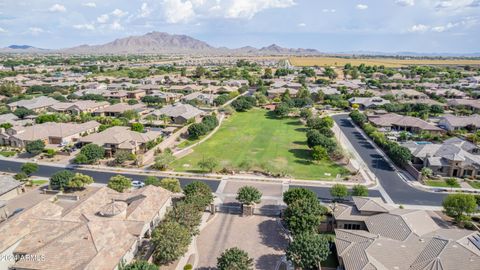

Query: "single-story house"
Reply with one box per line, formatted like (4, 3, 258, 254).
(78, 126, 162, 156)
(182, 92, 218, 105)
(93, 103, 149, 117)
(348, 97, 390, 109)
(368, 113, 444, 134)
(149, 91, 183, 103)
(49, 101, 110, 115)
(152, 103, 205, 124)
(448, 99, 480, 112)
(7, 96, 60, 113)
(267, 87, 299, 99)
(0, 121, 100, 148)
(438, 114, 480, 132)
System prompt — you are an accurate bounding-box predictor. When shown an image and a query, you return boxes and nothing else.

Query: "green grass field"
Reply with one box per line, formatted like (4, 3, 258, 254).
(172, 109, 348, 180)
(468, 181, 480, 189)
(424, 180, 461, 188)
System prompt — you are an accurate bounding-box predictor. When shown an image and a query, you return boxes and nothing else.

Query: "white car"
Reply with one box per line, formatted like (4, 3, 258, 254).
(131, 181, 145, 188)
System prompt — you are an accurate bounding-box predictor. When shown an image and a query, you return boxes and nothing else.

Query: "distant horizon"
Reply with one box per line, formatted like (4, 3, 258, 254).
(2, 31, 480, 56)
(0, 1, 479, 54)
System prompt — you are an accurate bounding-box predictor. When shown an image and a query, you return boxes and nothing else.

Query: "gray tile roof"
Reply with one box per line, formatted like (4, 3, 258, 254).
(153, 103, 204, 120)
(8, 96, 59, 110)
(0, 175, 22, 196)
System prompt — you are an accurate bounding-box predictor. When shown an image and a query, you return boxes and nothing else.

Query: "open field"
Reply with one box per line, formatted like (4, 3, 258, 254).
(289, 56, 480, 68)
(171, 109, 348, 180)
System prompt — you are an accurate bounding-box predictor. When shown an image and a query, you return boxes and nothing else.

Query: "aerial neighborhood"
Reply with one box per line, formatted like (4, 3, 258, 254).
(0, 3, 480, 268)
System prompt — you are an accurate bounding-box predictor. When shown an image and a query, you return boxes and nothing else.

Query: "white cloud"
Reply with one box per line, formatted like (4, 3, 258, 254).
(0, 27, 6, 33)
(298, 22, 306, 27)
(97, 14, 109, 23)
(395, 0, 414, 6)
(162, 0, 195, 23)
(322, 9, 336, 13)
(110, 21, 123, 30)
(28, 27, 44, 35)
(434, 0, 479, 11)
(409, 24, 430, 32)
(82, 2, 96, 8)
(73, 23, 95, 31)
(49, 4, 66, 12)
(356, 4, 368, 10)
(112, 9, 128, 17)
(226, 0, 296, 19)
(139, 3, 152, 18)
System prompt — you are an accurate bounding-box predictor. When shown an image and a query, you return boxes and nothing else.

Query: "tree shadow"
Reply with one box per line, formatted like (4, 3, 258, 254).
(295, 127, 308, 132)
(285, 121, 302, 126)
(257, 219, 289, 251)
(288, 148, 311, 160)
(292, 141, 307, 146)
(256, 254, 284, 270)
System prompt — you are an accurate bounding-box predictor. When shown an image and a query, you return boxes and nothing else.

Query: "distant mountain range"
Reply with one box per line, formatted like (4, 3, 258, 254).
(1, 31, 479, 57)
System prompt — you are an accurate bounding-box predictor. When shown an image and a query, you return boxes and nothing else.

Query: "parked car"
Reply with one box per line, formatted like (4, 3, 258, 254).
(132, 180, 145, 188)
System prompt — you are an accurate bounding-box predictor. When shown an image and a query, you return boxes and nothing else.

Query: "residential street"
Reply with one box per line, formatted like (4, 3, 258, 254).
(332, 114, 446, 206)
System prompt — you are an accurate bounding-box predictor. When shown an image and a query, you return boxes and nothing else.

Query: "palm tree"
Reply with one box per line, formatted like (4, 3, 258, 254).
(160, 114, 170, 126)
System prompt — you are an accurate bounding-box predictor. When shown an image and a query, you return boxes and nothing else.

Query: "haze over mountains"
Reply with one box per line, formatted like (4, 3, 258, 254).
(1, 31, 479, 57)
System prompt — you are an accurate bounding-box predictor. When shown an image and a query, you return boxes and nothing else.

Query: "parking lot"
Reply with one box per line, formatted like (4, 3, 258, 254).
(195, 213, 289, 270)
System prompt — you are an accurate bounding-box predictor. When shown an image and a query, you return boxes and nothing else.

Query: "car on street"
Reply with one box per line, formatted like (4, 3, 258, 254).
(131, 180, 145, 188)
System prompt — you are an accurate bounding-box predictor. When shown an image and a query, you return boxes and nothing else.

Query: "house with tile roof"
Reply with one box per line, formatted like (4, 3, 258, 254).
(0, 185, 172, 270)
(438, 114, 480, 132)
(348, 97, 390, 109)
(402, 137, 480, 178)
(333, 197, 480, 270)
(368, 113, 445, 135)
(49, 100, 111, 115)
(152, 103, 205, 124)
(78, 126, 162, 156)
(0, 121, 100, 148)
(7, 96, 60, 113)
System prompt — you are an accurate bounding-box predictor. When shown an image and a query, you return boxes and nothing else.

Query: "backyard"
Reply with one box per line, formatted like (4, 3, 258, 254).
(171, 109, 348, 180)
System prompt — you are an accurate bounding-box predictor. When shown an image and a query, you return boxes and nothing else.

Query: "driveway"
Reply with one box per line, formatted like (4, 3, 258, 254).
(195, 213, 289, 270)
(332, 114, 446, 206)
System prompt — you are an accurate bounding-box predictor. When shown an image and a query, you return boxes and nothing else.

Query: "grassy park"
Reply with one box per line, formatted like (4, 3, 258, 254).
(172, 109, 348, 180)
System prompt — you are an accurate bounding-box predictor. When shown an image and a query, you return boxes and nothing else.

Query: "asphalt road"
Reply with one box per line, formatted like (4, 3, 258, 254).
(333, 114, 446, 206)
(0, 159, 220, 191)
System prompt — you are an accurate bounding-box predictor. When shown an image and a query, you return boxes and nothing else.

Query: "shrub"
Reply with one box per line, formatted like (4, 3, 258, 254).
(236, 186, 262, 205)
(78, 144, 105, 164)
(107, 175, 132, 192)
(217, 247, 253, 270)
(26, 140, 45, 155)
(50, 170, 75, 190)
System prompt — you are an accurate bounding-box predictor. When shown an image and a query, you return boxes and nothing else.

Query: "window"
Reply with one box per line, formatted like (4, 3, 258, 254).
(344, 224, 361, 230)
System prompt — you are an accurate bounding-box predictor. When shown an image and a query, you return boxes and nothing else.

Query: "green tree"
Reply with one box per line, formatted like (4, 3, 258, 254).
(442, 194, 477, 223)
(283, 188, 317, 206)
(283, 196, 326, 235)
(198, 157, 219, 173)
(14, 172, 28, 181)
(114, 152, 135, 165)
(152, 150, 175, 170)
(73, 153, 89, 164)
(79, 144, 105, 164)
(188, 123, 208, 139)
(311, 145, 329, 161)
(236, 186, 262, 205)
(445, 177, 459, 189)
(421, 167, 433, 179)
(299, 108, 313, 119)
(330, 184, 349, 201)
(68, 173, 94, 189)
(231, 96, 256, 112)
(159, 178, 182, 193)
(273, 102, 291, 118)
(152, 221, 191, 265)
(286, 233, 331, 270)
(131, 122, 144, 132)
(26, 140, 45, 155)
(122, 261, 158, 270)
(166, 202, 202, 234)
(50, 170, 75, 190)
(184, 181, 214, 211)
(13, 108, 35, 119)
(387, 144, 411, 167)
(217, 247, 253, 270)
(351, 185, 369, 197)
(122, 110, 140, 120)
(107, 175, 132, 192)
(144, 176, 160, 186)
(21, 162, 38, 176)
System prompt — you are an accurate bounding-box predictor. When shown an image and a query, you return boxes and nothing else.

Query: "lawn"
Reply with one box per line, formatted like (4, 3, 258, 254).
(0, 151, 16, 157)
(424, 180, 461, 188)
(171, 109, 348, 180)
(467, 181, 480, 189)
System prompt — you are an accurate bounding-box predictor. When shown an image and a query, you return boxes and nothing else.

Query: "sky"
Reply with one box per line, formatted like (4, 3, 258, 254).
(0, 0, 479, 53)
